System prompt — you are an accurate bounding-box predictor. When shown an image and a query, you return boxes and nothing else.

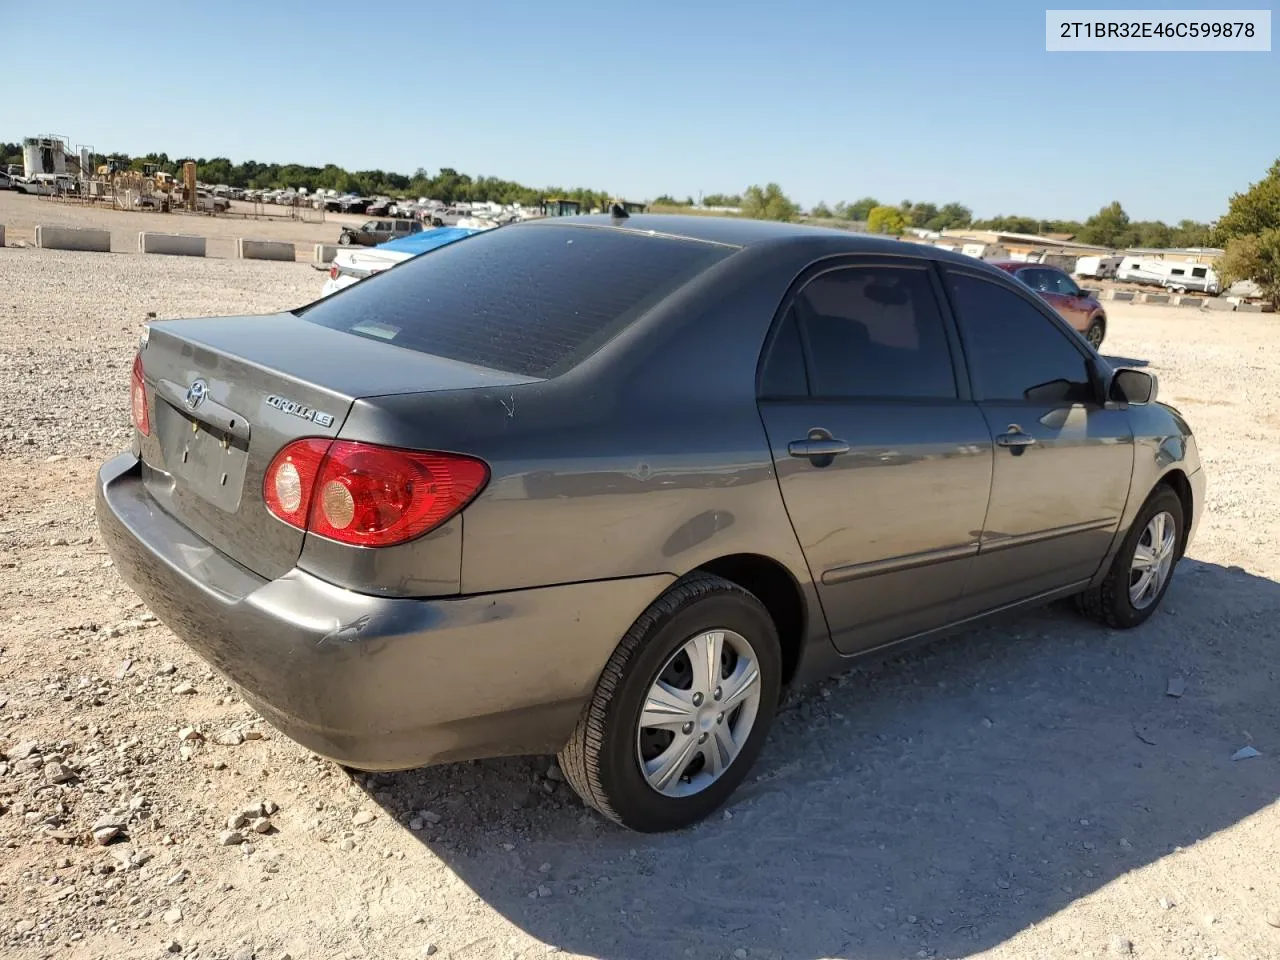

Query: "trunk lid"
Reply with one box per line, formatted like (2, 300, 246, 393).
(137, 312, 535, 580)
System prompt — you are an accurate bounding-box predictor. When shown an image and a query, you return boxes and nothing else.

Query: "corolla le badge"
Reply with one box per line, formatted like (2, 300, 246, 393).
(266, 394, 335, 428)
(184, 379, 208, 409)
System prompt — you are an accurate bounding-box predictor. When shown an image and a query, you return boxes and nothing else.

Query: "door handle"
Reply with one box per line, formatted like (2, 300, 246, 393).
(788, 429, 850, 464)
(995, 425, 1036, 448)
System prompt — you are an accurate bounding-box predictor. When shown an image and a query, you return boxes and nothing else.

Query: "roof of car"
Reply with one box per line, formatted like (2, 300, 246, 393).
(528, 213, 935, 252)
(989, 260, 1065, 273)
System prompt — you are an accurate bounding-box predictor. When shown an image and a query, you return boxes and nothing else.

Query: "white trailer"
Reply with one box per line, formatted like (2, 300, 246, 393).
(1162, 262, 1220, 295)
(1115, 256, 1170, 286)
(1074, 255, 1123, 280)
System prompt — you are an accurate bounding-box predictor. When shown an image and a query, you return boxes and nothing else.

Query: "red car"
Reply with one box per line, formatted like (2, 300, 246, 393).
(991, 262, 1106, 349)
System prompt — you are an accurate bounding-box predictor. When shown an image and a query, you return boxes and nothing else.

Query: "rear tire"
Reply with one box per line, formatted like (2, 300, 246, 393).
(559, 574, 782, 833)
(1077, 486, 1183, 629)
(1086, 319, 1105, 349)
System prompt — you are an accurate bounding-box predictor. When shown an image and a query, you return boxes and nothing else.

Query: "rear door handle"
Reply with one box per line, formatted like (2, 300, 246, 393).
(788, 429, 850, 464)
(995, 425, 1036, 448)
(788, 438, 851, 457)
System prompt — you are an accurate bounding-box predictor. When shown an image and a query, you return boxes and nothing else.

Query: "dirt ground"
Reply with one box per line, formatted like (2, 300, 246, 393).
(0, 192, 365, 259)
(1, 248, 1278, 960)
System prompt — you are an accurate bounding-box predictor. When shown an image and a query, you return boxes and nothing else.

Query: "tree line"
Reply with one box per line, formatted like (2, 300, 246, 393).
(0, 140, 1224, 256)
(0, 142, 614, 210)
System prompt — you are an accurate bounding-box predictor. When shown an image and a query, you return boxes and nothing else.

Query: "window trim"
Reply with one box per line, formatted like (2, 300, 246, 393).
(939, 264, 1104, 406)
(755, 254, 973, 404)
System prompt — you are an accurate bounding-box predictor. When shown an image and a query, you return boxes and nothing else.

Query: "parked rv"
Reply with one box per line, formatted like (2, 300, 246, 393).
(1074, 255, 1122, 280)
(1162, 263, 1220, 295)
(1115, 257, 1170, 287)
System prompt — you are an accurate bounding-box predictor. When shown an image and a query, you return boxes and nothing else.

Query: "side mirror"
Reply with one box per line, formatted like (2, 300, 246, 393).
(1110, 368, 1157, 405)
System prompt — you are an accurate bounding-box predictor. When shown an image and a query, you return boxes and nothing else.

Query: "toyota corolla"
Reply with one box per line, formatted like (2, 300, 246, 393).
(97, 215, 1204, 832)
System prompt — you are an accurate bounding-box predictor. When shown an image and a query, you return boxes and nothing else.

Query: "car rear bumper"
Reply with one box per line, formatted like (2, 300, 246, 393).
(96, 452, 671, 771)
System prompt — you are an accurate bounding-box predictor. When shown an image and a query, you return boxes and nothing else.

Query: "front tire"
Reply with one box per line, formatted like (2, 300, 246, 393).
(559, 574, 782, 832)
(338, 232, 352, 245)
(1078, 486, 1184, 628)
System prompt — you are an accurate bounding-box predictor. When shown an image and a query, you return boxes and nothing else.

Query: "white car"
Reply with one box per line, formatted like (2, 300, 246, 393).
(319, 226, 482, 298)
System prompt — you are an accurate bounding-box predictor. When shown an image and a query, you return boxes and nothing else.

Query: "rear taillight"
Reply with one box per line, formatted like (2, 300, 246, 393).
(130, 353, 151, 436)
(329, 265, 338, 280)
(263, 440, 489, 547)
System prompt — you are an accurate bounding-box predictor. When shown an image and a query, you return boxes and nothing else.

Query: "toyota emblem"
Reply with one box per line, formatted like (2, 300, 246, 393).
(185, 379, 208, 409)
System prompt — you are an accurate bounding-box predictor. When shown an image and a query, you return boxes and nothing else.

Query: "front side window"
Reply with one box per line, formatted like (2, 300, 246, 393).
(793, 265, 957, 399)
(1044, 269, 1081, 296)
(946, 272, 1094, 405)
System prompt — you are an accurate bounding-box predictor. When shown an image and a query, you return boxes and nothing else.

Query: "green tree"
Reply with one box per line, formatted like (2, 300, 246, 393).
(842, 196, 879, 221)
(1217, 228, 1280, 306)
(902, 201, 938, 229)
(1214, 160, 1280, 244)
(1171, 219, 1213, 247)
(702, 192, 743, 208)
(972, 214, 1041, 233)
(741, 183, 800, 221)
(810, 201, 834, 219)
(1131, 221, 1174, 249)
(867, 204, 907, 235)
(1077, 201, 1134, 248)
(1213, 159, 1280, 306)
(929, 202, 972, 230)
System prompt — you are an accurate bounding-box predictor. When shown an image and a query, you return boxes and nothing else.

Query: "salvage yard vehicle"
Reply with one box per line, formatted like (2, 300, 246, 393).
(98, 215, 1204, 833)
(338, 218, 422, 246)
(992, 261, 1109, 348)
(320, 226, 481, 297)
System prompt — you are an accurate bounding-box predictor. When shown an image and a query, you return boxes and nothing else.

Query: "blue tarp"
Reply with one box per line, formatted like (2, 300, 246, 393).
(374, 226, 481, 256)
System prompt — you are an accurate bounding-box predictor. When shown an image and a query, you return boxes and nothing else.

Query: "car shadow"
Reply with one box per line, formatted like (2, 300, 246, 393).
(1100, 354, 1151, 368)
(358, 558, 1280, 960)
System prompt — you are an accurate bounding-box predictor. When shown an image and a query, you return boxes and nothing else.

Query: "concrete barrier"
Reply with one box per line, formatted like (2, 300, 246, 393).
(0, 224, 5, 247)
(1236, 302, 1275, 313)
(313, 244, 341, 263)
(1138, 293, 1170, 305)
(237, 238, 296, 262)
(1171, 295, 1205, 308)
(1104, 290, 1136, 302)
(35, 224, 111, 253)
(138, 232, 206, 257)
(1203, 298, 1236, 311)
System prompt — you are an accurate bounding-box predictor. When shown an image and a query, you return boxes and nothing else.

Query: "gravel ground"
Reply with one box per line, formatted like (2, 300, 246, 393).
(1, 248, 1278, 960)
(0, 192, 364, 258)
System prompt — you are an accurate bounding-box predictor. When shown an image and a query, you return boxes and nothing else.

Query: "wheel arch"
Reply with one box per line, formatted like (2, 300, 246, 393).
(1157, 468, 1194, 557)
(693, 553, 807, 687)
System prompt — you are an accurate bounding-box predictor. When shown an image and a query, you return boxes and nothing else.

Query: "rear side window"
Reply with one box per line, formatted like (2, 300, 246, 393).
(793, 265, 957, 399)
(298, 224, 734, 378)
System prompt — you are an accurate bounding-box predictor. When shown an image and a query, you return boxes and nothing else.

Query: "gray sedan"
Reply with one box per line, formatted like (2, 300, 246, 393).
(97, 215, 1204, 832)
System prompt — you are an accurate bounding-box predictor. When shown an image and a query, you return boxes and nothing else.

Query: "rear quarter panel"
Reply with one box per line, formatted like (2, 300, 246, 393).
(347, 244, 823, 598)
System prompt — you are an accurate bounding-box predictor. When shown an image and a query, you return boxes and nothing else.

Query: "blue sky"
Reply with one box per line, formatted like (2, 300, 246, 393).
(3, 0, 1275, 222)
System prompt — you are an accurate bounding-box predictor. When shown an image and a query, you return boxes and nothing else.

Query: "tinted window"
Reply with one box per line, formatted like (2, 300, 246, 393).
(1051, 270, 1081, 295)
(758, 308, 808, 397)
(795, 266, 956, 399)
(1192, 267, 1207, 278)
(947, 273, 1094, 404)
(1015, 268, 1049, 292)
(298, 224, 734, 378)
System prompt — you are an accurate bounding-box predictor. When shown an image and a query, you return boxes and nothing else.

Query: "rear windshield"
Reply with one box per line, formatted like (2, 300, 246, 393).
(297, 224, 735, 378)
